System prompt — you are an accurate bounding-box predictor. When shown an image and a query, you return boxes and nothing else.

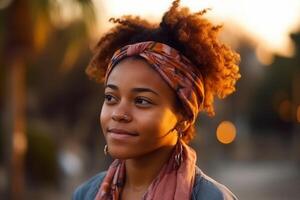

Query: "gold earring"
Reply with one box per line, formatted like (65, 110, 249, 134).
(104, 144, 108, 155)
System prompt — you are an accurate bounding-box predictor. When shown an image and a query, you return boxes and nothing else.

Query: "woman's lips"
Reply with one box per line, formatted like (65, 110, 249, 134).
(107, 128, 138, 141)
(108, 128, 138, 136)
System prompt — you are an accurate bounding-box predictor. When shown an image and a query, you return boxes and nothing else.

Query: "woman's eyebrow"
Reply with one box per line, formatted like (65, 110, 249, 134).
(132, 87, 160, 96)
(105, 84, 118, 90)
(105, 84, 159, 96)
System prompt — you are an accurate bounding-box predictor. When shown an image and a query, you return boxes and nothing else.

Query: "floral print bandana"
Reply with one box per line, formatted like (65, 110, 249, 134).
(105, 41, 205, 125)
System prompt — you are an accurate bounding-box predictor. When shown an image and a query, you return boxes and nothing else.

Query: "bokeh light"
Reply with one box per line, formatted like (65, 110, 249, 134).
(13, 132, 27, 156)
(2, 1, 300, 199)
(216, 121, 237, 144)
(278, 99, 292, 122)
(297, 105, 300, 123)
(0, 0, 12, 10)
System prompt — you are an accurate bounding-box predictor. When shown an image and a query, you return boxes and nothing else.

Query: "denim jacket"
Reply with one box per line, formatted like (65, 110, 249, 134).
(72, 167, 238, 200)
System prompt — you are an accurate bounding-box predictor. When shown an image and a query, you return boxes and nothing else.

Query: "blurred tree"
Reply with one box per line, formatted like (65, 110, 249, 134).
(249, 31, 300, 139)
(1, 0, 95, 199)
(3, 1, 33, 199)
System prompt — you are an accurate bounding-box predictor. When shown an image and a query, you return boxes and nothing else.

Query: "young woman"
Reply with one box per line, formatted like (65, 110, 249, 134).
(73, 1, 241, 199)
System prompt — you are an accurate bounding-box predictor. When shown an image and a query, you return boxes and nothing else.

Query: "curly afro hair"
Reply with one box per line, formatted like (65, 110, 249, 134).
(86, 0, 241, 142)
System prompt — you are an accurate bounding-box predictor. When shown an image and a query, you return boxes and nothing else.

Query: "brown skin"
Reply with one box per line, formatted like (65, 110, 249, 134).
(86, 0, 241, 143)
(100, 58, 182, 199)
(93, 1, 241, 198)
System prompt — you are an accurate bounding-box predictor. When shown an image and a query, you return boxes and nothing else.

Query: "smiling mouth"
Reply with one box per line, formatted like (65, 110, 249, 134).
(107, 128, 139, 136)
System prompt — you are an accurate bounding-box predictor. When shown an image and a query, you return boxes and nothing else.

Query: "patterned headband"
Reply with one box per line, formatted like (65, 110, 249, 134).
(105, 41, 205, 125)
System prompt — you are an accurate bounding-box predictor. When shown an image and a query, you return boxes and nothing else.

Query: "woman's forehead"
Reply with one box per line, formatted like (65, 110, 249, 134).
(106, 58, 170, 92)
(106, 59, 175, 99)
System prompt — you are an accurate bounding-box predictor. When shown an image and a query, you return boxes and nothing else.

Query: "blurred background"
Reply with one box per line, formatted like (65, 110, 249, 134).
(0, 0, 300, 199)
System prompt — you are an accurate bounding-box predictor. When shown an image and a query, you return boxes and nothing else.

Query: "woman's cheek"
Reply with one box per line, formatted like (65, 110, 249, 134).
(100, 106, 110, 135)
(137, 111, 162, 133)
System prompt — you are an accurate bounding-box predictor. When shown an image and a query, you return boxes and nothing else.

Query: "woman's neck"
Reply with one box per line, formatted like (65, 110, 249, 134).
(124, 145, 174, 189)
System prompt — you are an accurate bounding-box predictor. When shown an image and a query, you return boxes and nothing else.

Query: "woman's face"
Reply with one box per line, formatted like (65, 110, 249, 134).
(100, 58, 180, 159)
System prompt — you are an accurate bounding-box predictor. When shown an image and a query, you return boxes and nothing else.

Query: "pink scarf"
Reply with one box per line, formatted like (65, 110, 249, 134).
(95, 140, 197, 200)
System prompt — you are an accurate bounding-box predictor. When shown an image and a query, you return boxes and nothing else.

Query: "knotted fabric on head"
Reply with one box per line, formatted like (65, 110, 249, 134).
(105, 41, 205, 126)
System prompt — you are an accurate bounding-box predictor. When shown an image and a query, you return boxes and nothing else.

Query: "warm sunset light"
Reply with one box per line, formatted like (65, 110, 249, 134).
(297, 105, 300, 123)
(0, 0, 12, 10)
(278, 100, 292, 122)
(13, 132, 27, 155)
(216, 121, 237, 144)
(49, 0, 84, 28)
(93, 0, 300, 61)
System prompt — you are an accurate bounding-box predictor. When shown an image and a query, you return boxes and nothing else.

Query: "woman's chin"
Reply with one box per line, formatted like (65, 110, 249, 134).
(108, 148, 136, 159)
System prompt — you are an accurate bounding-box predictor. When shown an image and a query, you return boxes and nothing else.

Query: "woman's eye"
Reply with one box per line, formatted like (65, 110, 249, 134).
(104, 94, 117, 104)
(135, 97, 152, 106)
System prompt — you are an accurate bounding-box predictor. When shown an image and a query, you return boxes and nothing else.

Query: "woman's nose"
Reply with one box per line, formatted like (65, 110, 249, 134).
(111, 102, 132, 122)
(112, 112, 132, 122)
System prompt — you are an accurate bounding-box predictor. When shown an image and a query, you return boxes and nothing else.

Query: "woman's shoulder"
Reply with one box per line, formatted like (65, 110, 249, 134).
(192, 167, 238, 200)
(72, 171, 107, 200)
(72, 167, 238, 200)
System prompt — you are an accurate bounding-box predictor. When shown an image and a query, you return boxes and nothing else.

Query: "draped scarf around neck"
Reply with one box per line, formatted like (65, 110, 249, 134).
(95, 140, 197, 200)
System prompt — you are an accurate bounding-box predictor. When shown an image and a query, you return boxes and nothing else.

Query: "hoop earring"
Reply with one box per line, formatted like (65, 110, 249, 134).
(174, 129, 183, 169)
(104, 144, 108, 156)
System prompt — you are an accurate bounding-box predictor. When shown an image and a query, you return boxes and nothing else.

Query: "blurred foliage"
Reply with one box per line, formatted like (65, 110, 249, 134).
(0, 0, 98, 194)
(249, 32, 300, 137)
(26, 125, 59, 185)
(0, 123, 3, 163)
(0, 1, 299, 198)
